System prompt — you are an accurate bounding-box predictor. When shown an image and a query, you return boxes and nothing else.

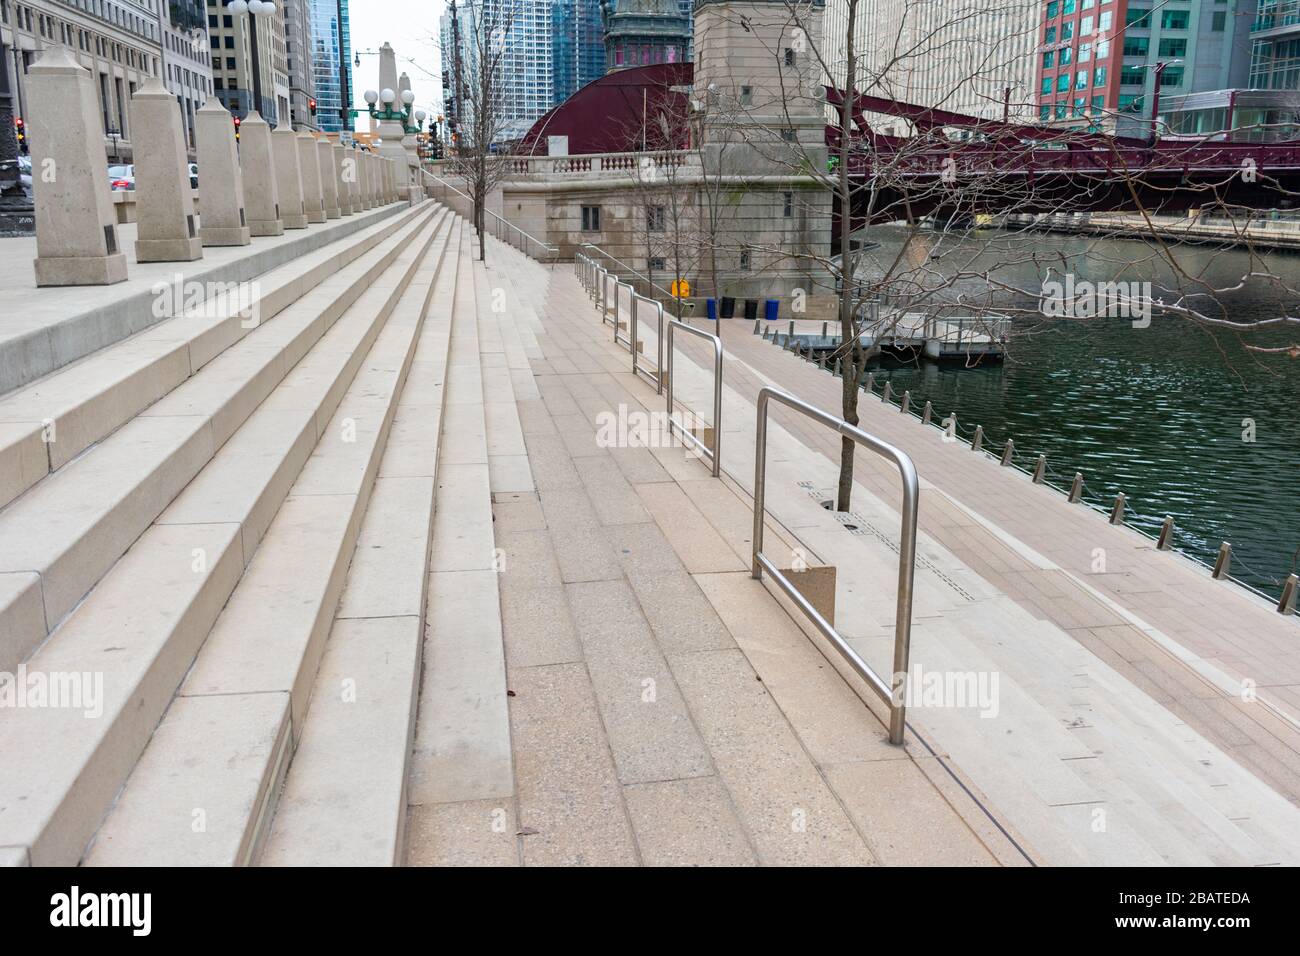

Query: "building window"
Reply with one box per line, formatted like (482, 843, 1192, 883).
(649, 257, 666, 271)
(1046, 1, 1059, 18)
(581, 206, 601, 232)
(739, 250, 751, 271)
(1123, 36, 1149, 56)
(740, 85, 752, 106)
(784, 47, 795, 67)
(647, 206, 665, 232)
(783, 191, 793, 217)
(1212, 11, 1226, 31)
(1160, 10, 1188, 30)
(780, 128, 797, 142)
(1043, 50, 1054, 68)
(1125, 8, 1150, 28)
(1158, 38, 1186, 58)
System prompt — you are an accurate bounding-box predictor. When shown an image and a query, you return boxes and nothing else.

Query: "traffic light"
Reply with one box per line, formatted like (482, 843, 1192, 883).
(233, 115, 241, 142)
(308, 98, 317, 116)
(14, 117, 26, 153)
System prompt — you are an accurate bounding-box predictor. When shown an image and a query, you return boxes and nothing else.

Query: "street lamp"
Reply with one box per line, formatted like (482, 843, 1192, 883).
(228, 0, 278, 121)
(1148, 58, 1184, 144)
(363, 84, 427, 135)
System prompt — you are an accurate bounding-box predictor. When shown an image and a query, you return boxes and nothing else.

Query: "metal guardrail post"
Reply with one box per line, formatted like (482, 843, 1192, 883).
(750, 386, 919, 745)
(631, 292, 665, 394)
(666, 319, 723, 478)
(613, 280, 635, 347)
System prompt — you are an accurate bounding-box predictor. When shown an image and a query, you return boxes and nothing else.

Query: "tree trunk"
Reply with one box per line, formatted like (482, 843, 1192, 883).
(836, 0, 860, 513)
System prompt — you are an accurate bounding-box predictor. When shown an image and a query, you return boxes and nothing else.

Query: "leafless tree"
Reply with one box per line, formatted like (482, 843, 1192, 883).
(444, 0, 517, 263)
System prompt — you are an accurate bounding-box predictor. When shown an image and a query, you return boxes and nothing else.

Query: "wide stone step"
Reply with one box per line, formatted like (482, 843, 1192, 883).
(260, 223, 464, 866)
(80, 215, 459, 867)
(0, 203, 427, 513)
(0, 213, 456, 868)
(0, 208, 444, 671)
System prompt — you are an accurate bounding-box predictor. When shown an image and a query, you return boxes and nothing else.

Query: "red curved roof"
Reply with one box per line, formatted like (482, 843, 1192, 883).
(517, 63, 693, 155)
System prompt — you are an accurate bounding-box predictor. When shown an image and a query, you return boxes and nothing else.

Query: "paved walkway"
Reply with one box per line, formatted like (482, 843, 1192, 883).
(402, 235, 1025, 867)
(434, 236, 1300, 866)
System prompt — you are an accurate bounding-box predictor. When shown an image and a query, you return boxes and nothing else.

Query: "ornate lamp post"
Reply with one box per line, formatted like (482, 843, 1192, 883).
(228, 0, 278, 120)
(362, 86, 427, 137)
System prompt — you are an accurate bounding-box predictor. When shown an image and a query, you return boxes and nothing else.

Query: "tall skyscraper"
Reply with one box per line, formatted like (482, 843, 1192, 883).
(207, 0, 291, 125)
(823, 0, 1040, 126)
(1035, 0, 1257, 136)
(441, 0, 557, 142)
(159, 0, 214, 152)
(309, 0, 353, 133)
(281, 0, 316, 127)
(551, 0, 606, 104)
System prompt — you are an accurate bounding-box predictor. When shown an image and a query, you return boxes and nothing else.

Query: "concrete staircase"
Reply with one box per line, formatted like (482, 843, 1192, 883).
(0, 198, 461, 866)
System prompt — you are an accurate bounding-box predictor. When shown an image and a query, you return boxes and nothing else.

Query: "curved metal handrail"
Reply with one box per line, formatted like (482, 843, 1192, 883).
(579, 243, 695, 312)
(751, 386, 919, 745)
(427, 172, 558, 258)
(666, 319, 722, 478)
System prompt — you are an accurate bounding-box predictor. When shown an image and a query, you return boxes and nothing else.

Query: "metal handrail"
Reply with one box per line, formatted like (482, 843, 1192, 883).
(612, 279, 635, 348)
(427, 172, 558, 259)
(599, 270, 619, 326)
(630, 291, 665, 393)
(666, 319, 723, 477)
(751, 386, 919, 745)
(580, 242, 695, 313)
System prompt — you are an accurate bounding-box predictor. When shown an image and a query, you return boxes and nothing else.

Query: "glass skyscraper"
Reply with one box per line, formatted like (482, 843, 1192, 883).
(308, 0, 354, 133)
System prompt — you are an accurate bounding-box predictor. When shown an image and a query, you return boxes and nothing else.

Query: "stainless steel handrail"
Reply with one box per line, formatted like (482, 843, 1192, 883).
(751, 386, 919, 745)
(579, 242, 695, 315)
(666, 319, 722, 478)
(630, 291, 665, 394)
(428, 173, 558, 259)
(599, 270, 619, 326)
(613, 280, 635, 347)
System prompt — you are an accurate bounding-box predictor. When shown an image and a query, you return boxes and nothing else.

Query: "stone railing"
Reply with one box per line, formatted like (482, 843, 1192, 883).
(503, 150, 692, 178)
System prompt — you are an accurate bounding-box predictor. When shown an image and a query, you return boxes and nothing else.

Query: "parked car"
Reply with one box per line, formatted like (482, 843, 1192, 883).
(108, 164, 135, 191)
(188, 163, 198, 189)
(17, 155, 32, 193)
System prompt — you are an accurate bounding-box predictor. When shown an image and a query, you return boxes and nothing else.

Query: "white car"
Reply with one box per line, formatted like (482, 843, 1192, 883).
(108, 164, 135, 191)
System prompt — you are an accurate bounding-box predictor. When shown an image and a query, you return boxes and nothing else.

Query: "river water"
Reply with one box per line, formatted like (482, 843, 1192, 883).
(857, 224, 1300, 598)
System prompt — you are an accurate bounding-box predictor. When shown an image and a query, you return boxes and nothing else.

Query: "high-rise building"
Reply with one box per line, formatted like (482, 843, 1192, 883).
(158, 0, 214, 153)
(281, 0, 315, 127)
(551, 0, 605, 104)
(600, 0, 691, 70)
(823, 0, 1040, 128)
(1250, 0, 1300, 89)
(441, 0, 556, 143)
(2, 0, 166, 162)
(207, 0, 291, 125)
(308, 0, 351, 133)
(1036, 0, 1257, 136)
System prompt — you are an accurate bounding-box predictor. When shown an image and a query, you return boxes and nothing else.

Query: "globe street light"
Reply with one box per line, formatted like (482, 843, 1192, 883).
(228, 0, 278, 121)
(364, 85, 427, 135)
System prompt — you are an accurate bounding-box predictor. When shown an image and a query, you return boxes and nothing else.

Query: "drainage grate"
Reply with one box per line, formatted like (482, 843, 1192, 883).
(799, 481, 975, 602)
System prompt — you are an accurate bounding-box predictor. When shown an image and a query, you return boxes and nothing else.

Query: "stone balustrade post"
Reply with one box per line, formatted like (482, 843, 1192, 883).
(239, 111, 283, 237)
(318, 137, 340, 219)
(296, 128, 326, 224)
(194, 97, 250, 246)
(272, 121, 308, 229)
(27, 46, 128, 285)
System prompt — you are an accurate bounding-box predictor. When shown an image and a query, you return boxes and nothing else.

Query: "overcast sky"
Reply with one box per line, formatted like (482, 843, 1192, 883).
(348, 0, 446, 118)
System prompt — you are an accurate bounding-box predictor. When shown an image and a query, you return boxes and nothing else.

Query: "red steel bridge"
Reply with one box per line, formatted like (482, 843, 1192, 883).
(827, 89, 1300, 225)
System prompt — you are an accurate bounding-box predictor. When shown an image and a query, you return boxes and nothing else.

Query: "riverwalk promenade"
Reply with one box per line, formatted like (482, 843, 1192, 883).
(2, 192, 1299, 865)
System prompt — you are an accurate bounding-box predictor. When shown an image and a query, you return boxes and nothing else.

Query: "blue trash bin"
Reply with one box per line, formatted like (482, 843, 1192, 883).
(706, 298, 718, 322)
(764, 299, 779, 322)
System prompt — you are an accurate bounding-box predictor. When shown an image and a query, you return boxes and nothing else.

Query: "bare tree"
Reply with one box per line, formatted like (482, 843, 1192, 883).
(444, 0, 516, 262)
